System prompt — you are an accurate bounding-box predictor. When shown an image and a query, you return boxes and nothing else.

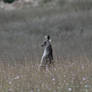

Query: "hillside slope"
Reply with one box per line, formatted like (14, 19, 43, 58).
(0, 1, 92, 62)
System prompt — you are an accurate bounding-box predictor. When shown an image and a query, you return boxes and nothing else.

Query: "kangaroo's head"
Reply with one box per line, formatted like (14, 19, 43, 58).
(41, 35, 51, 47)
(44, 35, 50, 40)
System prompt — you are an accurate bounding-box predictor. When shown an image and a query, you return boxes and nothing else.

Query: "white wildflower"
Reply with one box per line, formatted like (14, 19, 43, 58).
(68, 88, 72, 91)
(52, 78, 55, 81)
(8, 81, 12, 85)
(82, 77, 86, 81)
(85, 85, 88, 88)
(14, 75, 20, 80)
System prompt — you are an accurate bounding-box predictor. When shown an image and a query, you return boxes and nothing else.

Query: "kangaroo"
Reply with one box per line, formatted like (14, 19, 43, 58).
(40, 35, 53, 68)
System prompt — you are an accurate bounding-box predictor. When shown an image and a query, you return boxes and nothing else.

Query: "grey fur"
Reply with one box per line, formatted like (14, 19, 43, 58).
(40, 35, 53, 67)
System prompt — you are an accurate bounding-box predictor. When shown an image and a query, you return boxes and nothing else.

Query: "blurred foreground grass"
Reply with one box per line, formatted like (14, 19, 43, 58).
(0, 56, 92, 92)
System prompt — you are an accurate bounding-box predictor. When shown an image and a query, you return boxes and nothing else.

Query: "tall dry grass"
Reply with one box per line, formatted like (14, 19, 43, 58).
(0, 56, 92, 92)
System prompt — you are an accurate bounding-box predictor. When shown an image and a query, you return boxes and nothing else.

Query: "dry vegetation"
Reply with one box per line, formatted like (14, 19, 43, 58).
(0, 0, 92, 11)
(0, 56, 92, 92)
(0, 0, 92, 92)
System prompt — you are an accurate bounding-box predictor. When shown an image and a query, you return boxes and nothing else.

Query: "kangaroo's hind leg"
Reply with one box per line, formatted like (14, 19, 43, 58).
(39, 55, 47, 70)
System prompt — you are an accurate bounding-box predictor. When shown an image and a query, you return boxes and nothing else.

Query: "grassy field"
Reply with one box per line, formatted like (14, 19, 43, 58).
(0, 0, 92, 92)
(0, 56, 92, 92)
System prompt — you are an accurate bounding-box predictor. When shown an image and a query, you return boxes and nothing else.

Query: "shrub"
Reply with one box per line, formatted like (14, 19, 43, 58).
(3, 0, 15, 3)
